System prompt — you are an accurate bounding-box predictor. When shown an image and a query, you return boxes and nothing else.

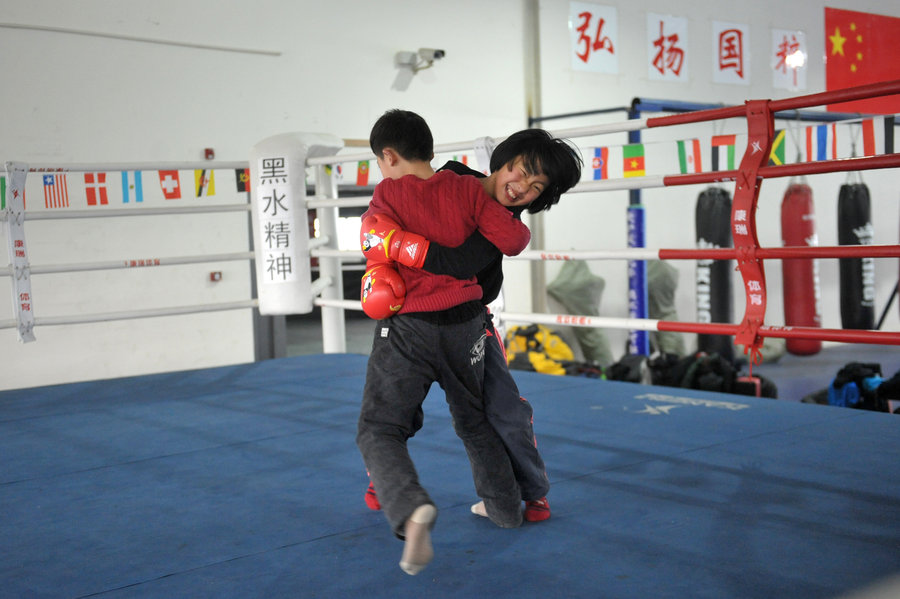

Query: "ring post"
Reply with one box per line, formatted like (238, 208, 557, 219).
(248, 133, 343, 316)
(314, 163, 346, 353)
(627, 101, 650, 355)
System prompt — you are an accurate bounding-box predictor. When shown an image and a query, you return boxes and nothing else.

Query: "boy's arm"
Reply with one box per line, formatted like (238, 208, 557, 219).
(421, 232, 498, 278)
(362, 210, 497, 278)
(470, 186, 531, 256)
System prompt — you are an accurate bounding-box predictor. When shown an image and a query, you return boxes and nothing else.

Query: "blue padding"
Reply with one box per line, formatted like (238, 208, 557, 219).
(2, 354, 899, 598)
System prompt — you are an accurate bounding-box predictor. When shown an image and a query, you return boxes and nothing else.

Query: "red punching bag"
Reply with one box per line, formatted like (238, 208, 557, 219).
(780, 183, 822, 355)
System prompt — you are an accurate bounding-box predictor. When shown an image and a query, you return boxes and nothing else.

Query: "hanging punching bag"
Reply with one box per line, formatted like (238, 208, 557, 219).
(838, 183, 876, 329)
(695, 187, 733, 361)
(780, 183, 822, 355)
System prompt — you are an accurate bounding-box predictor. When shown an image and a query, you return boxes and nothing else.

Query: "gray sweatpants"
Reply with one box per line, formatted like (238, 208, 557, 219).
(357, 311, 523, 538)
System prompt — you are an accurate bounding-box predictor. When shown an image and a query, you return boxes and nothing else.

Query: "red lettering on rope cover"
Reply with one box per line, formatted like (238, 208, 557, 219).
(732, 100, 774, 370)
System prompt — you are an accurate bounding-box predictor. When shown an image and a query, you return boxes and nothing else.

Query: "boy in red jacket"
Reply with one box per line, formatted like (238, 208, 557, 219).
(356, 109, 531, 576)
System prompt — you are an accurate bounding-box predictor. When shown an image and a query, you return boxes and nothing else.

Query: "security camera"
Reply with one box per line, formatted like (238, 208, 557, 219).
(418, 48, 445, 61)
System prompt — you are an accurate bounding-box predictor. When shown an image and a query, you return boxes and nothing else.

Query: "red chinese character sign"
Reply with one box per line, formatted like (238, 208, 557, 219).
(647, 14, 688, 82)
(712, 21, 750, 85)
(825, 8, 900, 114)
(570, 2, 618, 74)
(771, 29, 807, 91)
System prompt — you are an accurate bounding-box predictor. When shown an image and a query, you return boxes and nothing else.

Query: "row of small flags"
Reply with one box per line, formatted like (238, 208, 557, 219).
(591, 115, 896, 180)
(350, 154, 470, 186)
(1, 169, 252, 210)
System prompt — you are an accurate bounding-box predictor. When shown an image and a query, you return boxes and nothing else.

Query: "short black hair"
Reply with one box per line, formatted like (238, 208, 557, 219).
(490, 129, 583, 213)
(369, 109, 434, 162)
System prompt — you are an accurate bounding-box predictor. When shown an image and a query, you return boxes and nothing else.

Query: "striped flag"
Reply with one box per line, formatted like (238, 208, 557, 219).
(194, 169, 216, 197)
(158, 170, 181, 200)
(235, 168, 250, 192)
(42, 174, 69, 208)
(121, 171, 143, 203)
(711, 135, 736, 171)
(622, 144, 645, 177)
(84, 173, 108, 206)
(592, 147, 609, 180)
(676, 139, 702, 174)
(805, 124, 837, 161)
(862, 116, 896, 156)
(768, 129, 786, 166)
(357, 160, 370, 186)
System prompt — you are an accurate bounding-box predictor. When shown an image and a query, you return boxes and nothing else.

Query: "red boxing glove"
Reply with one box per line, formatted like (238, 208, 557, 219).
(360, 262, 406, 319)
(360, 213, 431, 269)
(360, 213, 397, 264)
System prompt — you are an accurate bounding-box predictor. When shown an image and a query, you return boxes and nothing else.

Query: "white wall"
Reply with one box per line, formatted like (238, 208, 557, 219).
(1, 0, 898, 389)
(0, 0, 533, 389)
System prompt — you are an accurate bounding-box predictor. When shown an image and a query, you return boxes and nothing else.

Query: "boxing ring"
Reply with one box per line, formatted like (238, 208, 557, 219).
(2, 82, 900, 597)
(308, 80, 900, 364)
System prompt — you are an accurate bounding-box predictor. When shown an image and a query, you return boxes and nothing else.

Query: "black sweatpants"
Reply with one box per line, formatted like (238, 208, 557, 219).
(483, 317, 550, 501)
(357, 310, 522, 538)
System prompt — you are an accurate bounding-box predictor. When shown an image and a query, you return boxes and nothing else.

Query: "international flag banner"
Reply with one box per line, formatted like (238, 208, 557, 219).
(622, 144, 645, 177)
(42, 174, 69, 208)
(805, 124, 837, 161)
(768, 129, 786, 165)
(676, 139, 702, 173)
(121, 171, 143, 203)
(158, 170, 181, 200)
(356, 160, 369, 186)
(451, 155, 469, 165)
(861, 116, 896, 156)
(84, 173, 108, 206)
(825, 8, 900, 114)
(194, 169, 216, 197)
(592, 147, 609, 180)
(328, 164, 345, 184)
(711, 134, 737, 171)
(235, 168, 250, 192)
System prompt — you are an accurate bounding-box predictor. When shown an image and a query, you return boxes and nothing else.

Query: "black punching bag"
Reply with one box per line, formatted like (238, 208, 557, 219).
(838, 183, 875, 329)
(696, 187, 734, 361)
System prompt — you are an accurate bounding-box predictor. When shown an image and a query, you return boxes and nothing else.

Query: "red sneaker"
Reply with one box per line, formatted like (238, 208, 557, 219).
(365, 481, 381, 511)
(524, 497, 550, 522)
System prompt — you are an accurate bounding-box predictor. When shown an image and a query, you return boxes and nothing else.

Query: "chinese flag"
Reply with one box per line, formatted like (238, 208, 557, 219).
(825, 8, 900, 114)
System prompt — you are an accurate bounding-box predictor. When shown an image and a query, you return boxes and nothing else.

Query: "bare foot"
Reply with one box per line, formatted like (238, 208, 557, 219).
(470, 500, 488, 518)
(399, 504, 437, 575)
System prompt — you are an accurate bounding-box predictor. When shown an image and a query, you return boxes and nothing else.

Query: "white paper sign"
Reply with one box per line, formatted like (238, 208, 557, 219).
(569, 2, 618, 74)
(712, 21, 750, 85)
(771, 29, 807, 90)
(647, 13, 688, 82)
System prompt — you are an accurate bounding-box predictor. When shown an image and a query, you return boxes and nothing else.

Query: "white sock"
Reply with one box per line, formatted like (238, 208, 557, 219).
(399, 504, 437, 575)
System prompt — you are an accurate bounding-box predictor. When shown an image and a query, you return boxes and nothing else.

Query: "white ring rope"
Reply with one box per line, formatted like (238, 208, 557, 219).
(2, 161, 250, 173)
(4, 203, 251, 222)
(305, 117, 652, 167)
(0, 299, 258, 330)
(500, 311, 661, 331)
(0, 252, 254, 277)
